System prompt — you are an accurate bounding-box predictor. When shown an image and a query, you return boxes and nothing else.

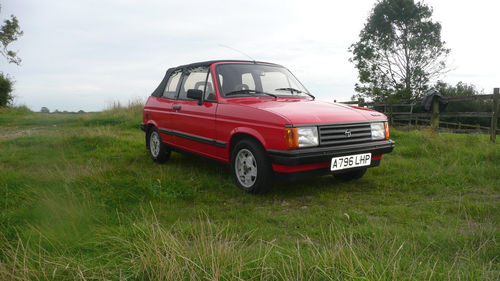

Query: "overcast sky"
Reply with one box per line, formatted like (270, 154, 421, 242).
(2, 0, 499, 112)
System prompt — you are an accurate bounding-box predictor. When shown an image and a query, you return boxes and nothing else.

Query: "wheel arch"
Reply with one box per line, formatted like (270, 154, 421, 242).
(228, 130, 267, 156)
(145, 121, 159, 148)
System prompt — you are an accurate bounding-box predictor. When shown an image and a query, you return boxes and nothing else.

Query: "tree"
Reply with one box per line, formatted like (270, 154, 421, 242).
(0, 72, 12, 106)
(433, 81, 490, 127)
(349, 0, 450, 102)
(0, 3, 22, 107)
(434, 81, 482, 97)
(0, 4, 23, 65)
(40, 107, 50, 113)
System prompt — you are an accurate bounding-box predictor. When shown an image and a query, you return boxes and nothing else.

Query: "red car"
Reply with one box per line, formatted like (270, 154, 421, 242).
(141, 60, 394, 193)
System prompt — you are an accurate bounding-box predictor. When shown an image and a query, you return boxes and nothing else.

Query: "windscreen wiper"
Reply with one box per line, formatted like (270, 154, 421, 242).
(275, 87, 315, 100)
(225, 89, 277, 99)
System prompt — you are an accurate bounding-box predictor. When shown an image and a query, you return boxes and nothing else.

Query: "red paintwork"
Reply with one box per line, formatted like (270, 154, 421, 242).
(143, 61, 389, 172)
(272, 162, 330, 173)
(222, 98, 384, 124)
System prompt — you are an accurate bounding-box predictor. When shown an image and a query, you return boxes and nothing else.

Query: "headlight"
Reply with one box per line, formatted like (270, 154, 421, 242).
(371, 122, 386, 140)
(297, 127, 318, 147)
(285, 127, 318, 149)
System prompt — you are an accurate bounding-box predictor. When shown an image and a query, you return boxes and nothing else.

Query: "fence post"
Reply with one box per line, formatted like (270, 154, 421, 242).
(491, 88, 499, 143)
(390, 104, 394, 126)
(430, 96, 440, 131)
(408, 104, 413, 130)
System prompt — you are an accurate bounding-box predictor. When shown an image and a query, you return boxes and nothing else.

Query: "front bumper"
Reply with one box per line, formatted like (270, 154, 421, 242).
(268, 139, 395, 166)
(140, 122, 146, 132)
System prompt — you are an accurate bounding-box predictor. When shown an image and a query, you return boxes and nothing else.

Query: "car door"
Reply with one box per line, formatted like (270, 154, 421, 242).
(152, 69, 182, 145)
(170, 66, 222, 160)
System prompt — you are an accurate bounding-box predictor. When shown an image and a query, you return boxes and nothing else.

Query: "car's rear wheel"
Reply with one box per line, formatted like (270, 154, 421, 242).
(333, 167, 367, 180)
(231, 139, 273, 194)
(148, 127, 170, 163)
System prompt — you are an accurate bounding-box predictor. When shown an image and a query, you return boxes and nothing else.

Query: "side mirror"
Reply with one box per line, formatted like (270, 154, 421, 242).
(187, 89, 203, 105)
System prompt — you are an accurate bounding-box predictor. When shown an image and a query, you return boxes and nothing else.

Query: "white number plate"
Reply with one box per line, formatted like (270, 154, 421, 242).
(330, 153, 371, 171)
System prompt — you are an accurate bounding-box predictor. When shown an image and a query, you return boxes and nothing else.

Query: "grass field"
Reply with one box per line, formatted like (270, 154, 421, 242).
(0, 105, 499, 280)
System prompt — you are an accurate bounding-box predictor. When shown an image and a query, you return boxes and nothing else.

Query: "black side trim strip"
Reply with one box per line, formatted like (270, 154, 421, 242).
(159, 128, 227, 148)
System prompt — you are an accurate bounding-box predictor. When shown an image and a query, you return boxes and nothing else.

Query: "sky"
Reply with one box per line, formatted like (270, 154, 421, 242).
(2, 0, 499, 112)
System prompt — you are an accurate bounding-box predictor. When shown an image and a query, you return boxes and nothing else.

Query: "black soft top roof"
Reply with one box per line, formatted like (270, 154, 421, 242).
(151, 60, 282, 97)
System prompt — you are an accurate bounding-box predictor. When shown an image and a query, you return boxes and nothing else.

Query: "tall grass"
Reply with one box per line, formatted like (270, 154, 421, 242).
(0, 105, 32, 115)
(1, 212, 496, 280)
(0, 103, 498, 280)
(105, 98, 145, 112)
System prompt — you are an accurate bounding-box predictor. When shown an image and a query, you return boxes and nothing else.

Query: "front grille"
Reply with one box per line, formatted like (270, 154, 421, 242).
(319, 123, 372, 146)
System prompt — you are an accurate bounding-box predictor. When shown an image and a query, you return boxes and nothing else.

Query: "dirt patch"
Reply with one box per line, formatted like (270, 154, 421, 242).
(0, 127, 45, 140)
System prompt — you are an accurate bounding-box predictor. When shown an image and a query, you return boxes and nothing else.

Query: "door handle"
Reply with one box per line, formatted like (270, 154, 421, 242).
(172, 105, 181, 110)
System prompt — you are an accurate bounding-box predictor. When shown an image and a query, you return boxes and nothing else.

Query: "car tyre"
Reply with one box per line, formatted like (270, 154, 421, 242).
(148, 127, 170, 163)
(231, 139, 273, 194)
(333, 168, 367, 180)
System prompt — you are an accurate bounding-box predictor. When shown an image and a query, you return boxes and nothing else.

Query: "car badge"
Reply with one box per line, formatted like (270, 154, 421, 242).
(345, 129, 352, 138)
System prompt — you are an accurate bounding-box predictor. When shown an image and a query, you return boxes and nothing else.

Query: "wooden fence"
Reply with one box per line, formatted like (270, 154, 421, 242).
(338, 88, 499, 143)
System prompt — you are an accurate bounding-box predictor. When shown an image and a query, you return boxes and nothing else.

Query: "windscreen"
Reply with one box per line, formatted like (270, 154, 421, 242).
(215, 64, 310, 98)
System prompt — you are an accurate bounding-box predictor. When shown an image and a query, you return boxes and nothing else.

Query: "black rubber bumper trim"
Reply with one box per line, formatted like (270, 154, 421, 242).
(159, 128, 227, 148)
(268, 140, 395, 166)
(140, 123, 146, 132)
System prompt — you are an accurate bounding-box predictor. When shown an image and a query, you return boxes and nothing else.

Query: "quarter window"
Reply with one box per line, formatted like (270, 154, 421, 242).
(163, 70, 181, 99)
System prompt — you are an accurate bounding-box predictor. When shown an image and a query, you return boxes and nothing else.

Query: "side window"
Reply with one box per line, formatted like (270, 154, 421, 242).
(178, 66, 209, 100)
(162, 70, 181, 99)
(204, 72, 216, 102)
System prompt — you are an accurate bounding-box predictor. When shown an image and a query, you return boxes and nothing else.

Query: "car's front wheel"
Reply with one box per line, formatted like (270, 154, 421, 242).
(231, 139, 273, 194)
(332, 168, 367, 180)
(148, 127, 170, 163)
